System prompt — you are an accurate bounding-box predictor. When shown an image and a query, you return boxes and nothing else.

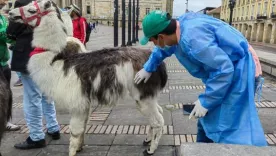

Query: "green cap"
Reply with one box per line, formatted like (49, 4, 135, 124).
(140, 10, 171, 45)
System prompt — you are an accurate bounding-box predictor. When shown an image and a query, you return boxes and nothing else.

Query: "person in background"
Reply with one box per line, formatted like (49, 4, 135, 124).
(0, 0, 20, 131)
(7, 0, 60, 149)
(69, 4, 86, 44)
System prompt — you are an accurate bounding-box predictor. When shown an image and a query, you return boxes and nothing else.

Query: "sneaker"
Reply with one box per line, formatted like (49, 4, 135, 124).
(14, 137, 46, 150)
(47, 131, 60, 140)
(6, 122, 21, 131)
(13, 79, 23, 87)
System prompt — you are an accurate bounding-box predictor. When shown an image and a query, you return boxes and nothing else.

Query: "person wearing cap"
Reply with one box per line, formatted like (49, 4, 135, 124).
(69, 4, 86, 44)
(7, 0, 60, 149)
(134, 10, 267, 146)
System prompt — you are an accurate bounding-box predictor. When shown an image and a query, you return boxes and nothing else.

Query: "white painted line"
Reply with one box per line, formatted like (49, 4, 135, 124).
(139, 125, 146, 135)
(134, 125, 140, 134)
(111, 125, 118, 134)
(128, 125, 134, 134)
(180, 135, 186, 143)
(122, 125, 129, 134)
(186, 135, 193, 142)
(168, 126, 173, 135)
(105, 125, 113, 134)
(99, 125, 107, 134)
(93, 125, 102, 134)
(117, 125, 123, 134)
(146, 125, 150, 134)
(174, 135, 180, 146)
(88, 125, 97, 134)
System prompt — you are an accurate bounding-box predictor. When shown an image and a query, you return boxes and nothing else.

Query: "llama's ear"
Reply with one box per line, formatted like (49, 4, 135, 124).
(58, 7, 63, 12)
(67, 7, 73, 14)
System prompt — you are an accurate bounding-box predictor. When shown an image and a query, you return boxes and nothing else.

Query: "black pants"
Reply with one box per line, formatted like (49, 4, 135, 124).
(0, 65, 11, 86)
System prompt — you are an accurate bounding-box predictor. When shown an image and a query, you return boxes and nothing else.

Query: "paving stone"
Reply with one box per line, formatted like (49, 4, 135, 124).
(261, 87, 276, 101)
(37, 145, 110, 156)
(169, 78, 203, 86)
(49, 134, 115, 146)
(172, 109, 198, 134)
(0, 134, 42, 156)
(170, 90, 203, 104)
(84, 134, 115, 145)
(107, 146, 176, 156)
(104, 105, 172, 125)
(55, 114, 71, 124)
(113, 134, 146, 145)
(258, 108, 276, 134)
(168, 73, 193, 80)
(112, 134, 174, 146)
(158, 93, 170, 105)
(49, 134, 70, 145)
(179, 143, 276, 156)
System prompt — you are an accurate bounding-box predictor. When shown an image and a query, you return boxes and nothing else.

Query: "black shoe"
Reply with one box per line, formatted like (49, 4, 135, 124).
(47, 131, 60, 140)
(14, 137, 46, 150)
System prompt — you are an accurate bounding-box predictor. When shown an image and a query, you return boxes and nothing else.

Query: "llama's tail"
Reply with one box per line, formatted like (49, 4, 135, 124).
(66, 37, 87, 53)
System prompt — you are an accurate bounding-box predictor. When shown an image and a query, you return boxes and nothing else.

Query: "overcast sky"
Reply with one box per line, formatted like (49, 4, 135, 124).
(173, 0, 222, 16)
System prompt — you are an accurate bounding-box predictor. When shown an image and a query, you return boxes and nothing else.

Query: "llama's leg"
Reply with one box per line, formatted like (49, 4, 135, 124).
(78, 106, 91, 152)
(69, 109, 89, 156)
(137, 98, 164, 155)
(143, 126, 152, 146)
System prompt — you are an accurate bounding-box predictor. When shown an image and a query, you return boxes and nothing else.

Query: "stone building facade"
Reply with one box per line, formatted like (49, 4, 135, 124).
(221, 0, 276, 44)
(54, 0, 174, 26)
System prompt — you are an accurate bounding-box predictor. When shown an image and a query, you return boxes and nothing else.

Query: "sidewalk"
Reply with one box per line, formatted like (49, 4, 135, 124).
(1, 25, 276, 156)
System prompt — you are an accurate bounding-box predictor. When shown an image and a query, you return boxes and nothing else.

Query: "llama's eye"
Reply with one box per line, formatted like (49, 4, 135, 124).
(28, 10, 37, 14)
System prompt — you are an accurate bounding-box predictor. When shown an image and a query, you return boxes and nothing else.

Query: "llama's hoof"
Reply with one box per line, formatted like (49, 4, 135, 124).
(143, 140, 151, 146)
(143, 149, 154, 156)
(77, 147, 83, 152)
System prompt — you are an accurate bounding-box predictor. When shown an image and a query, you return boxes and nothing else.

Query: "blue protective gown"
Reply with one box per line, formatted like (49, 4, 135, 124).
(143, 12, 267, 146)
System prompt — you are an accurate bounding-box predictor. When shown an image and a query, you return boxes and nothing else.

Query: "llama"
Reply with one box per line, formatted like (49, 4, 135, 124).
(0, 70, 12, 156)
(8, 0, 167, 155)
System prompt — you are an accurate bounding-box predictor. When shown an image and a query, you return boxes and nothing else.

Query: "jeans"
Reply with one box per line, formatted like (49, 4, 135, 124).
(16, 72, 21, 79)
(21, 73, 59, 141)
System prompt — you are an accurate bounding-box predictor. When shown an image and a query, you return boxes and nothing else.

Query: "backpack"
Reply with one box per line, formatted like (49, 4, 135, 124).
(78, 17, 92, 43)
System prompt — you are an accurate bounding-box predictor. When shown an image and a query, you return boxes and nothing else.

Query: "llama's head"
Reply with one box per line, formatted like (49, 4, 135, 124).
(8, 0, 61, 27)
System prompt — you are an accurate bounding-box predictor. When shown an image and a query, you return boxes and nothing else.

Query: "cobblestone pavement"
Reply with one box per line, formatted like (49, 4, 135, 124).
(1, 25, 276, 156)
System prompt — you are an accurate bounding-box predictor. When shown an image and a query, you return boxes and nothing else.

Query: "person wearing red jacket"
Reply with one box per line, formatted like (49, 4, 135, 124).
(70, 4, 86, 44)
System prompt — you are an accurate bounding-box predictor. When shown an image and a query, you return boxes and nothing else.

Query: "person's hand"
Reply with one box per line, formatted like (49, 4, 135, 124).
(189, 100, 208, 119)
(134, 68, 152, 84)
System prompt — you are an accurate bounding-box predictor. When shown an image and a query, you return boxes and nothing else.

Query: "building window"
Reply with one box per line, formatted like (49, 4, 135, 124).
(242, 7, 244, 16)
(118, 6, 120, 15)
(264, 2, 268, 15)
(247, 6, 249, 16)
(257, 3, 261, 14)
(251, 5, 254, 16)
(271, 1, 275, 13)
(146, 8, 150, 14)
(156, 8, 160, 10)
(86, 6, 91, 14)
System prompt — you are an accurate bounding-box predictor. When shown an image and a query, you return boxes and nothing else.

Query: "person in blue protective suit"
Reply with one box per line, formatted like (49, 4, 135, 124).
(134, 10, 267, 146)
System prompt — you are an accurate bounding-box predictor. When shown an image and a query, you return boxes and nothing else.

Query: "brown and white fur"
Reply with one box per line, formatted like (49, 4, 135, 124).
(8, 0, 167, 155)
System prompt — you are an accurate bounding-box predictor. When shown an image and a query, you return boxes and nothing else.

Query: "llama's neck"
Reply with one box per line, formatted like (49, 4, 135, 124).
(32, 12, 67, 52)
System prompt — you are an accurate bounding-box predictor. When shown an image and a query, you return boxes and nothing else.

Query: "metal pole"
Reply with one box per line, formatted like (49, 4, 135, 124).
(121, 0, 126, 47)
(229, 7, 234, 25)
(228, 0, 236, 25)
(186, 0, 188, 12)
(132, 0, 136, 43)
(135, 0, 139, 41)
(114, 0, 118, 47)
(127, 0, 132, 46)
